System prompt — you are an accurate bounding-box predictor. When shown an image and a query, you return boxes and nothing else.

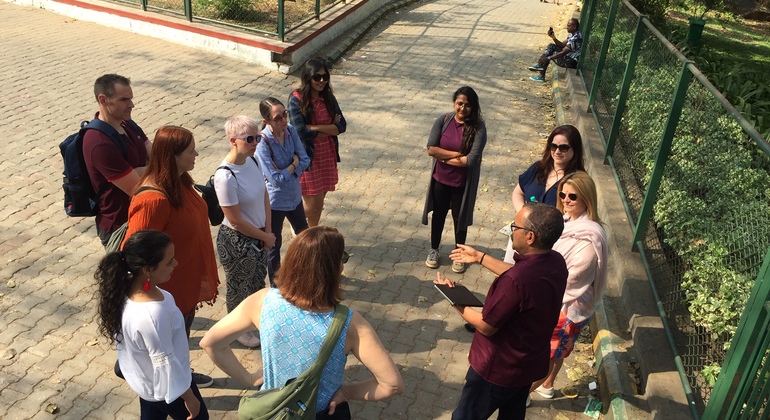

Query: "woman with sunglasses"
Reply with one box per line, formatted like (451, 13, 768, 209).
(503, 124, 585, 262)
(213, 115, 276, 349)
(123, 126, 219, 388)
(200, 226, 404, 419)
(529, 171, 607, 402)
(422, 86, 487, 274)
(97, 230, 208, 419)
(288, 58, 347, 227)
(256, 97, 310, 285)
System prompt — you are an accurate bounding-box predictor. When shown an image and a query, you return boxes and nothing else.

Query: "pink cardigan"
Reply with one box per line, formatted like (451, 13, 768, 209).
(552, 213, 608, 323)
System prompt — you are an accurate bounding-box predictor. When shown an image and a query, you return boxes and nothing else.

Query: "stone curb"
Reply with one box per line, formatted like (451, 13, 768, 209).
(550, 65, 635, 420)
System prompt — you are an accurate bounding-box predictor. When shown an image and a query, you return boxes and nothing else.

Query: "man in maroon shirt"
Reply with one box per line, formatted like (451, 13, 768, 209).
(435, 202, 568, 419)
(82, 74, 151, 246)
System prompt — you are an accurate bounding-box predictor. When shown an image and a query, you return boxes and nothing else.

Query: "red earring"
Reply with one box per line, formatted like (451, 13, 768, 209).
(142, 279, 151, 291)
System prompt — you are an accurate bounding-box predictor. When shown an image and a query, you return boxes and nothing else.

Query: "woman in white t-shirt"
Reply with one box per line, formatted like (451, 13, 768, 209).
(96, 229, 208, 419)
(214, 115, 275, 349)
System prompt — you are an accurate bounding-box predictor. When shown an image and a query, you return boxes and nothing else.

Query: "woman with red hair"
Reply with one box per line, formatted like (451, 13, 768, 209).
(122, 125, 220, 388)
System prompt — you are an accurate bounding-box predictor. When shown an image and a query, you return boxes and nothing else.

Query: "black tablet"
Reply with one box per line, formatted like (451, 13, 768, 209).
(434, 284, 484, 307)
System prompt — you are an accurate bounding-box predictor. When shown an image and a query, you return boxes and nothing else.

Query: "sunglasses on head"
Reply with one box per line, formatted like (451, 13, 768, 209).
(559, 191, 578, 201)
(549, 143, 572, 152)
(312, 73, 330, 82)
(234, 134, 261, 144)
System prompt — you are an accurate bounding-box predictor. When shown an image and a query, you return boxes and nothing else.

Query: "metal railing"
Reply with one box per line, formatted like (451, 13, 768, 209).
(577, 0, 770, 417)
(107, 0, 348, 40)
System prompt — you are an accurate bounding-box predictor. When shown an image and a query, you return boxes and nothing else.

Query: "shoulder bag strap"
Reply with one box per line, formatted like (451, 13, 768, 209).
(307, 305, 349, 376)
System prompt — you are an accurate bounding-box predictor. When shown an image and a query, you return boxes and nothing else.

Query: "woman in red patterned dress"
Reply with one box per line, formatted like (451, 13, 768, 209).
(287, 58, 347, 227)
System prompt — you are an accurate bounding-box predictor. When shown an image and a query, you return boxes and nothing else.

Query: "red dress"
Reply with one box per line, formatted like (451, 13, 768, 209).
(299, 97, 338, 196)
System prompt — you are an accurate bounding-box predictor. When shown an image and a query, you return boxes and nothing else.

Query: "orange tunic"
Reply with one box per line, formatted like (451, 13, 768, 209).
(122, 184, 219, 315)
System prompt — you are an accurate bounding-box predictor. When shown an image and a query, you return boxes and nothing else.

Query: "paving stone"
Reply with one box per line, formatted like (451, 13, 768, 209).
(0, 0, 592, 417)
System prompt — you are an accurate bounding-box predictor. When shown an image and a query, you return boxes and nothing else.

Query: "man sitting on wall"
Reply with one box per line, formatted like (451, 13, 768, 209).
(528, 18, 583, 82)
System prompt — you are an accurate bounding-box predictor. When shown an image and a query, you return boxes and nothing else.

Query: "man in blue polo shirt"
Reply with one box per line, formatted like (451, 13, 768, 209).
(435, 202, 568, 419)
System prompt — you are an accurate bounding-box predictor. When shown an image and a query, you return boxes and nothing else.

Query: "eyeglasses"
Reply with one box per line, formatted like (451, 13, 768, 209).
(510, 223, 532, 233)
(559, 191, 578, 201)
(234, 135, 261, 144)
(271, 110, 289, 122)
(312, 73, 330, 82)
(549, 143, 572, 152)
(341, 251, 350, 264)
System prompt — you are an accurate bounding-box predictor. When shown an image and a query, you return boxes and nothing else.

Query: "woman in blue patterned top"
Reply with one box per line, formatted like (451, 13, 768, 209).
(200, 226, 404, 418)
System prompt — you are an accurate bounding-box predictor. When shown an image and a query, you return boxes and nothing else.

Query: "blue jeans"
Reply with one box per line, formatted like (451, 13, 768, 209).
(268, 202, 308, 285)
(451, 366, 530, 420)
(139, 381, 209, 420)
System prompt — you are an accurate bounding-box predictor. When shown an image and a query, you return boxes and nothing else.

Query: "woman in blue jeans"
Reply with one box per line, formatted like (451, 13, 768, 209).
(256, 97, 311, 284)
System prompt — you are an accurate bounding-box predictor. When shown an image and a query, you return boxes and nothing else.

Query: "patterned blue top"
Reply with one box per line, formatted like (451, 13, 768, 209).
(566, 30, 583, 60)
(260, 288, 352, 411)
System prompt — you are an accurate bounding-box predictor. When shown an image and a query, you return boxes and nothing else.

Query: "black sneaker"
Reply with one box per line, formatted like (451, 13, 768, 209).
(192, 371, 213, 388)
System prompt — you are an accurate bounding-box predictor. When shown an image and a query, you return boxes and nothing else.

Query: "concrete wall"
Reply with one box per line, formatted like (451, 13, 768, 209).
(5, 0, 394, 73)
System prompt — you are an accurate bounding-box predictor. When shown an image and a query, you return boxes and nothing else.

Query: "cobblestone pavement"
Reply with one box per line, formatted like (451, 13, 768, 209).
(0, 0, 599, 418)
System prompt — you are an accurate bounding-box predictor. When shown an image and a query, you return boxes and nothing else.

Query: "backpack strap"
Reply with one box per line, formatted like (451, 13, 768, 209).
(307, 305, 349, 377)
(125, 119, 148, 143)
(83, 119, 128, 159)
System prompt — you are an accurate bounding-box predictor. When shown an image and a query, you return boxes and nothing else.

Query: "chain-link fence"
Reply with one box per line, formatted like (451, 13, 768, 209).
(578, 0, 770, 416)
(106, 0, 347, 39)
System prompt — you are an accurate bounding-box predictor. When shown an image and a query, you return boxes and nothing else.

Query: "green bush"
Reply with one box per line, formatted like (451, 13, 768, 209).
(195, 0, 262, 21)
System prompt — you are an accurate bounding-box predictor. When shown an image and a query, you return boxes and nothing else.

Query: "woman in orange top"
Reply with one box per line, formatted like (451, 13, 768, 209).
(122, 125, 219, 388)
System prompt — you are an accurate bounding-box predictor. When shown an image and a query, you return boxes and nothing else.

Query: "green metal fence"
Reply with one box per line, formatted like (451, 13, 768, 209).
(107, 0, 347, 40)
(578, 0, 770, 417)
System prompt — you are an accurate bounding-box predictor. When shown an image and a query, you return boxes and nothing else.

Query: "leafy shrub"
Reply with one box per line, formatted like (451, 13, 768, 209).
(195, 0, 263, 21)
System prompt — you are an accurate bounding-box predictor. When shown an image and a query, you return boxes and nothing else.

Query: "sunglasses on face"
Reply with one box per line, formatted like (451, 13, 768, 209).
(510, 223, 532, 233)
(234, 134, 261, 144)
(559, 191, 578, 201)
(341, 251, 350, 264)
(549, 143, 572, 152)
(271, 110, 289, 122)
(312, 73, 330, 82)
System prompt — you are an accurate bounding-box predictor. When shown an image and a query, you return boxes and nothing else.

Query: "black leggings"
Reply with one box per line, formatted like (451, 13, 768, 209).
(430, 180, 467, 249)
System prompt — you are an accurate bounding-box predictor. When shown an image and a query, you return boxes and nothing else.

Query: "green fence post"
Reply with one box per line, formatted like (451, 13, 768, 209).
(604, 14, 646, 163)
(141, 0, 147, 11)
(183, 0, 192, 21)
(577, 0, 599, 72)
(704, 248, 770, 419)
(631, 62, 693, 248)
(278, 0, 285, 42)
(587, 0, 620, 109)
(579, 0, 591, 31)
(315, 0, 320, 19)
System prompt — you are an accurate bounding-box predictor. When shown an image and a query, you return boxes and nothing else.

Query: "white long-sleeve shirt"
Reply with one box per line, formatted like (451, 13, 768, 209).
(117, 289, 191, 403)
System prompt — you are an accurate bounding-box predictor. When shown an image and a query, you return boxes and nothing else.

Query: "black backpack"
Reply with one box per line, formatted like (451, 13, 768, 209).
(59, 119, 144, 217)
(195, 156, 259, 226)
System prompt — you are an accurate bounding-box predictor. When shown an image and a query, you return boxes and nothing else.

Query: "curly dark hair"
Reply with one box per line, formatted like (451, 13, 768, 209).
(535, 124, 585, 184)
(522, 202, 564, 250)
(295, 58, 337, 121)
(96, 230, 172, 344)
(453, 86, 484, 155)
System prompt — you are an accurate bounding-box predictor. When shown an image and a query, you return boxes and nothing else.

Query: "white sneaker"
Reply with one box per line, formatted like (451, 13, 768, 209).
(535, 384, 555, 398)
(236, 331, 261, 348)
(452, 260, 466, 273)
(426, 249, 439, 268)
